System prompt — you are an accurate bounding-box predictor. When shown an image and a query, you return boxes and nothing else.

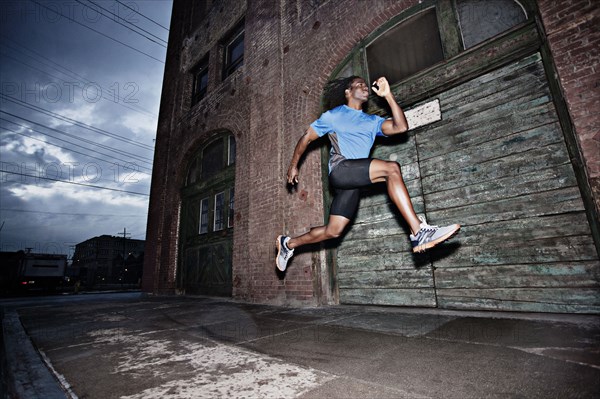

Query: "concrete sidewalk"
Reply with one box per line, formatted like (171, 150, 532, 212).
(3, 292, 600, 398)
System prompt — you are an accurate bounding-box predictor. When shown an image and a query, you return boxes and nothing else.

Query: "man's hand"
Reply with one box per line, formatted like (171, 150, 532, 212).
(287, 165, 299, 185)
(375, 76, 409, 135)
(371, 77, 391, 97)
(286, 127, 319, 186)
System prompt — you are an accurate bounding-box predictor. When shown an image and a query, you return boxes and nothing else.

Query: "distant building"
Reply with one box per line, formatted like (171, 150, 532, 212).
(144, 0, 600, 313)
(73, 235, 145, 286)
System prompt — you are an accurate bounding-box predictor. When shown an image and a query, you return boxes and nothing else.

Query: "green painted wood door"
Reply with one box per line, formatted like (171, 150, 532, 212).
(336, 121, 435, 307)
(179, 134, 235, 297)
(422, 53, 599, 312)
(336, 53, 600, 312)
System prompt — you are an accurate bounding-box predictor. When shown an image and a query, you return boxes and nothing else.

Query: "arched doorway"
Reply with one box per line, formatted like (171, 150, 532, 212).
(328, 0, 599, 312)
(179, 133, 236, 296)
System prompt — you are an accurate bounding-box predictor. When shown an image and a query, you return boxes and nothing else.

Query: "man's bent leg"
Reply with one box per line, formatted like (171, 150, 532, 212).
(287, 215, 351, 249)
(277, 188, 358, 271)
(369, 159, 421, 234)
(368, 159, 460, 252)
(276, 216, 350, 271)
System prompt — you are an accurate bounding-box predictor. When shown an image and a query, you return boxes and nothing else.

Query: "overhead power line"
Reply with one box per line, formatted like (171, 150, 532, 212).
(0, 94, 155, 151)
(0, 47, 157, 119)
(28, 0, 165, 64)
(1, 123, 144, 170)
(1, 35, 158, 118)
(0, 114, 153, 167)
(0, 208, 144, 218)
(75, 0, 167, 48)
(1, 122, 153, 174)
(115, 0, 170, 31)
(0, 170, 150, 197)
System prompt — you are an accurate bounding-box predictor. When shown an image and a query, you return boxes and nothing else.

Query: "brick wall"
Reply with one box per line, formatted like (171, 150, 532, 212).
(537, 0, 600, 218)
(278, 0, 419, 304)
(143, 0, 421, 303)
(144, 0, 599, 303)
(144, 0, 251, 296)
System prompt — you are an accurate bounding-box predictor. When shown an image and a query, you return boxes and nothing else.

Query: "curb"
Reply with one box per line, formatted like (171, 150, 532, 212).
(2, 310, 67, 399)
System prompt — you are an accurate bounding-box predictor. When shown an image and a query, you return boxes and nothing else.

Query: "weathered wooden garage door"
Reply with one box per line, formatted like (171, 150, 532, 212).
(179, 134, 235, 296)
(183, 241, 232, 296)
(337, 52, 600, 312)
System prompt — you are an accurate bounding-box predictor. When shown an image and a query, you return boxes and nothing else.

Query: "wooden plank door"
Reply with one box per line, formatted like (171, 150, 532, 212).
(179, 135, 235, 297)
(336, 121, 437, 307)
(422, 52, 599, 313)
(336, 52, 600, 313)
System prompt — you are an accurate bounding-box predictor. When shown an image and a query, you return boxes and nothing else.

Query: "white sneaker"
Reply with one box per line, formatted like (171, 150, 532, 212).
(276, 235, 294, 271)
(410, 217, 460, 253)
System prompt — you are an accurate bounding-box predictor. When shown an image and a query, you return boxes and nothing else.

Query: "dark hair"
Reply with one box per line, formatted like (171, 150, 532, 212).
(322, 75, 364, 111)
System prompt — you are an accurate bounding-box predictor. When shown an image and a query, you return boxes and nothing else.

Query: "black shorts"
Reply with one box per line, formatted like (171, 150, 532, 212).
(329, 159, 373, 219)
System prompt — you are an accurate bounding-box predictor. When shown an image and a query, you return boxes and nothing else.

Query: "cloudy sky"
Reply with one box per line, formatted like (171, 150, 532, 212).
(0, 0, 173, 258)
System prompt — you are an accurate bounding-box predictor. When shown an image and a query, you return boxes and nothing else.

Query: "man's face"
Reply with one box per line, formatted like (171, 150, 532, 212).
(347, 78, 369, 102)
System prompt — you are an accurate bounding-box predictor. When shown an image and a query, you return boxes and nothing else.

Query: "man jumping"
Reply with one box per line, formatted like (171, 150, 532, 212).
(276, 76, 460, 272)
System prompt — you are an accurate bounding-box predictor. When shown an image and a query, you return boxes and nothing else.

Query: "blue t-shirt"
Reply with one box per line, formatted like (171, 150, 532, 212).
(310, 105, 386, 173)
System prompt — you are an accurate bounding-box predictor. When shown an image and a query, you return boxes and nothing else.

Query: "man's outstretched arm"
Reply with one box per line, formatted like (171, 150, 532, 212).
(287, 126, 320, 185)
(372, 77, 409, 136)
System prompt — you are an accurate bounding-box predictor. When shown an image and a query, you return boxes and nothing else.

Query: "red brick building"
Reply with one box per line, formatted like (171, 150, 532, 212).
(144, 0, 600, 313)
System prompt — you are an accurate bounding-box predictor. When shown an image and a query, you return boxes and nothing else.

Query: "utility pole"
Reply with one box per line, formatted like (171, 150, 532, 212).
(117, 228, 131, 284)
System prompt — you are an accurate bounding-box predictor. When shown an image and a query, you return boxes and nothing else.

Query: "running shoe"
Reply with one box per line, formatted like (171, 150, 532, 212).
(276, 235, 294, 271)
(410, 218, 460, 253)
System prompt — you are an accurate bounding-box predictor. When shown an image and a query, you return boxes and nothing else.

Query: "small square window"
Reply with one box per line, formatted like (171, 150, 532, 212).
(192, 56, 209, 105)
(223, 20, 244, 78)
(199, 198, 209, 234)
(214, 192, 225, 231)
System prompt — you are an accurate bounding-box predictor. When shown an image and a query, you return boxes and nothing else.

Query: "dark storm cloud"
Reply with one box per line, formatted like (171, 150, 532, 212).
(0, 0, 172, 255)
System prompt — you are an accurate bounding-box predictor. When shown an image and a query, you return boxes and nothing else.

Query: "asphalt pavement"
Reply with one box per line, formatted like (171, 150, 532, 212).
(2, 292, 599, 398)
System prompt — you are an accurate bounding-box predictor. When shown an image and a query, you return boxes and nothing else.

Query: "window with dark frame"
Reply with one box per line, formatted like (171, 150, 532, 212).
(366, 8, 444, 85)
(185, 133, 236, 236)
(223, 20, 245, 79)
(344, 1, 532, 88)
(214, 192, 225, 231)
(192, 56, 209, 106)
(228, 188, 235, 228)
(186, 158, 199, 185)
(201, 138, 224, 181)
(199, 198, 209, 234)
(228, 135, 236, 166)
(455, 0, 527, 49)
